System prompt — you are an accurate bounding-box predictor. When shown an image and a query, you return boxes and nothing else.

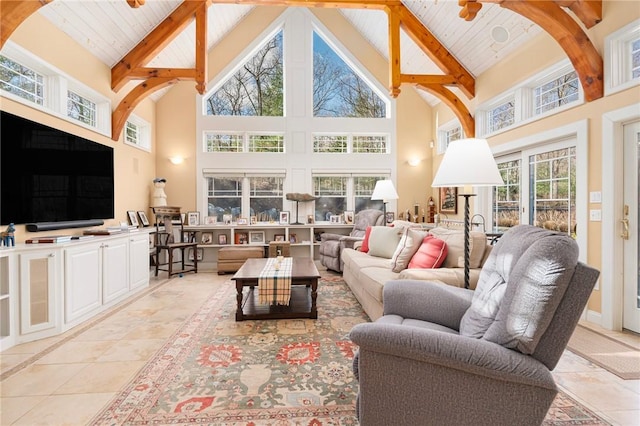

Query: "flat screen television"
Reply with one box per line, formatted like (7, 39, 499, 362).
(1, 111, 115, 225)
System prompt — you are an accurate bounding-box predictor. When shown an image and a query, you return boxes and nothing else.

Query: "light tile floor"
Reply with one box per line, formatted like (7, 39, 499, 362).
(1, 271, 639, 425)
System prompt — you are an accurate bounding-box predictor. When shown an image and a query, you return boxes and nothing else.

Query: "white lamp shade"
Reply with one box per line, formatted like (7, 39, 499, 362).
(371, 180, 399, 201)
(432, 138, 504, 187)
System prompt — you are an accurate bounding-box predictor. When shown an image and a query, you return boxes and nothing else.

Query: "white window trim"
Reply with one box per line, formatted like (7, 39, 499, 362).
(604, 18, 640, 96)
(477, 59, 584, 138)
(437, 119, 463, 155)
(124, 114, 151, 152)
(1, 41, 111, 137)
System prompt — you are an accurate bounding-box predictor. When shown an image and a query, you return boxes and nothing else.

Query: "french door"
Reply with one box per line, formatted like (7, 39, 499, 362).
(622, 121, 640, 333)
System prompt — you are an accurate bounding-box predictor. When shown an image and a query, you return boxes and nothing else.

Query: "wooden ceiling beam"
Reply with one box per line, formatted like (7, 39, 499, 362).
(416, 83, 475, 138)
(553, 0, 601, 28)
(210, 0, 399, 10)
(401, 74, 459, 86)
(124, 68, 197, 80)
(111, 0, 208, 92)
(126, 0, 146, 8)
(0, 0, 52, 49)
(498, 0, 603, 101)
(195, 2, 207, 94)
(386, 5, 401, 98)
(112, 77, 178, 141)
(396, 4, 475, 99)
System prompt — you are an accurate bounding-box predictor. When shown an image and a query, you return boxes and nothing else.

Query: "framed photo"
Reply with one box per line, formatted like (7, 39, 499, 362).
(237, 217, 249, 225)
(385, 212, 395, 224)
(188, 247, 203, 261)
(218, 234, 228, 245)
(343, 210, 354, 225)
(127, 210, 139, 227)
(223, 214, 233, 225)
(439, 187, 458, 214)
(187, 211, 200, 226)
(330, 214, 341, 224)
(279, 211, 290, 224)
(204, 216, 217, 225)
(201, 232, 213, 245)
(137, 211, 150, 227)
(307, 215, 315, 224)
(274, 234, 286, 242)
(289, 233, 297, 244)
(249, 231, 265, 245)
(250, 216, 257, 225)
(235, 231, 249, 245)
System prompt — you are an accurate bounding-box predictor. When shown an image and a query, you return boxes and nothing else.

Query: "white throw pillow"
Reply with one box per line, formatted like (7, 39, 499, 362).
(390, 228, 429, 272)
(367, 226, 403, 259)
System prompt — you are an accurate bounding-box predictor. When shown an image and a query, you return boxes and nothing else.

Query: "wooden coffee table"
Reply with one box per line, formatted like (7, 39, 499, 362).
(231, 257, 320, 321)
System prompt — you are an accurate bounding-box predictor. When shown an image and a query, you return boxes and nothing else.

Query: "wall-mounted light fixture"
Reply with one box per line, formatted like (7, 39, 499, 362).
(407, 157, 421, 167)
(169, 156, 184, 165)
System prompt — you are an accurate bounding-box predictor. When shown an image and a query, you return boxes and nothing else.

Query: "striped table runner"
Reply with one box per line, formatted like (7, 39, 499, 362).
(258, 257, 293, 305)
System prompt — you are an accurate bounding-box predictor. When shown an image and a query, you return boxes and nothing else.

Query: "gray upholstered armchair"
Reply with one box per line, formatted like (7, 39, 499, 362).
(319, 209, 384, 272)
(349, 225, 599, 426)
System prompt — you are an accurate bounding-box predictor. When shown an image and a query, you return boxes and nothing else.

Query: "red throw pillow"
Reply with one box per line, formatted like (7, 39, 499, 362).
(408, 235, 448, 269)
(360, 226, 373, 253)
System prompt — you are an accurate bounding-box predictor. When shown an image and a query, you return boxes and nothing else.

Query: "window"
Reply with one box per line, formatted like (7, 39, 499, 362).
(313, 134, 387, 153)
(534, 71, 579, 115)
(206, 177, 242, 221)
(493, 158, 521, 231)
(313, 175, 386, 221)
(249, 177, 283, 221)
(205, 133, 243, 152)
(0, 42, 111, 136)
(124, 114, 151, 151)
(437, 120, 463, 154)
(248, 134, 284, 153)
(205, 30, 283, 116)
(354, 176, 385, 211)
(605, 19, 640, 95)
(0, 55, 43, 105)
(313, 31, 387, 118)
(476, 60, 582, 137)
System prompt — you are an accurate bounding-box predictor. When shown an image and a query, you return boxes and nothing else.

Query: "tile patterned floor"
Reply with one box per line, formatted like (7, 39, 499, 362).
(1, 271, 639, 425)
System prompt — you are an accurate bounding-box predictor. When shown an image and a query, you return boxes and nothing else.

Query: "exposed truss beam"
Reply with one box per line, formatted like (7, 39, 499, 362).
(416, 83, 475, 138)
(0, 0, 51, 49)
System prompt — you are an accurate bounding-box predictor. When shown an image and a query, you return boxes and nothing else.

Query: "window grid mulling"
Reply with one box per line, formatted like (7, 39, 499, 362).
(313, 135, 348, 153)
(534, 71, 579, 115)
(444, 126, 462, 149)
(248, 134, 284, 152)
(67, 90, 96, 127)
(352, 135, 387, 153)
(0, 55, 44, 105)
(631, 38, 640, 80)
(125, 121, 139, 145)
(205, 133, 243, 152)
(487, 99, 515, 133)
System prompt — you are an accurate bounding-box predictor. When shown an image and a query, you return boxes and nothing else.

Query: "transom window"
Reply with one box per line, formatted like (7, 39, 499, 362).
(67, 90, 96, 127)
(534, 71, 579, 115)
(205, 133, 284, 153)
(313, 134, 387, 153)
(488, 99, 515, 133)
(632, 38, 640, 79)
(604, 19, 640, 95)
(0, 55, 43, 105)
(437, 121, 463, 154)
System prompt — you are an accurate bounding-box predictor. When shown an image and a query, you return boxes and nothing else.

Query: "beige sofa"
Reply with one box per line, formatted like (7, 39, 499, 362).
(342, 226, 491, 321)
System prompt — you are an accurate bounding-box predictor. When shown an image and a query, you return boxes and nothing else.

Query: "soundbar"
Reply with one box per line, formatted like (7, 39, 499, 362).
(26, 219, 105, 232)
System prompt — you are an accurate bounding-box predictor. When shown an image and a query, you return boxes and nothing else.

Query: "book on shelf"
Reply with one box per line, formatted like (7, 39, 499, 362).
(71, 234, 96, 240)
(26, 235, 73, 244)
(83, 228, 125, 236)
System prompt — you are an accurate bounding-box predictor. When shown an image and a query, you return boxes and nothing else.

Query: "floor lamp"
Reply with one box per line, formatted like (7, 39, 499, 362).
(371, 180, 399, 219)
(431, 138, 503, 289)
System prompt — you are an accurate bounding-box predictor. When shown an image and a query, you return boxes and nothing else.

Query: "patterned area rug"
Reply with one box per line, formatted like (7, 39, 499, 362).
(91, 273, 609, 425)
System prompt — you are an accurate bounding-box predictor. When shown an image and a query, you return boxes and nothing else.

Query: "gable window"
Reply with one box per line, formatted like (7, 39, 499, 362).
(605, 19, 640, 95)
(0, 55, 43, 105)
(205, 30, 283, 116)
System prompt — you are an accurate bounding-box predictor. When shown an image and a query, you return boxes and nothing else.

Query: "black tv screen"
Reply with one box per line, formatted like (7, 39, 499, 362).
(1, 111, 114, 225)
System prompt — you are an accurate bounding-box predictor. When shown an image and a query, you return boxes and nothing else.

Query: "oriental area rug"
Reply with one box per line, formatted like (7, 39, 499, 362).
(90, 273, 609, 425)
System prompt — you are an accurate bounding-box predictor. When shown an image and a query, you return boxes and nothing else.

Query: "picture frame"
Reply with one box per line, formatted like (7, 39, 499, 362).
(289, 233, 297, 244)
(235, 231, 249, 245)
(201, 232, 213, 245)
(307, 215, 315, 224)
(204, 216, 217, 225)
(187, 211, 200, 226)
(274, 234, 286, 242)
(218, 234, 228, 245)
(237, 217, 249, 225)
(385, 212, 395, 224)
(279, 211, 290, 224)
(343, 210, 354, 225)
(439, 187, 458, 214)
(127, 210, 139, 227)
(249, 231, 265, 245)
(188, 247, 204, 261)
(137, 211, 150, 227)
(223, 214, 233, 225)
(329, 214, 341, 224)
(250, 216, 257, 225)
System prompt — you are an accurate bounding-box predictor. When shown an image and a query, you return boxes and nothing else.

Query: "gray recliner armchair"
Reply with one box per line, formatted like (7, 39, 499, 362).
(349, 224, 600, 426)
(319, 209, 384, 272)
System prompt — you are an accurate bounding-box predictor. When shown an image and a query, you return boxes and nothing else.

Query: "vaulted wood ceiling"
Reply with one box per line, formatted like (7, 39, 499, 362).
(0, 0, 603, 141)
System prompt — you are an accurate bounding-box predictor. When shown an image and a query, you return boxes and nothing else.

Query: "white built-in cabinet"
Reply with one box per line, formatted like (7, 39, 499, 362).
(1, 230, 151, 350)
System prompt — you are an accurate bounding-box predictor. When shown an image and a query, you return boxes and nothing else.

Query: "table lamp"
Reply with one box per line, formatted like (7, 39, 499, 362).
(371, 180, 399, 218)
(431, 138, 503, 289)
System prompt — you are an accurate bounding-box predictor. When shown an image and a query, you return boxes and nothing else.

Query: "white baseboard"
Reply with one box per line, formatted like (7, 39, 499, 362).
(585, 309, 603, 327)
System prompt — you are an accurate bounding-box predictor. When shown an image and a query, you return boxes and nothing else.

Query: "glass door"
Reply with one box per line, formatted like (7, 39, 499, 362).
(623, 121, 640, 333)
